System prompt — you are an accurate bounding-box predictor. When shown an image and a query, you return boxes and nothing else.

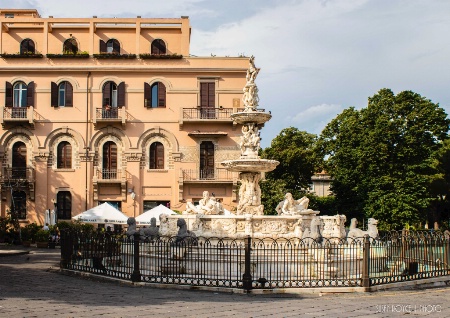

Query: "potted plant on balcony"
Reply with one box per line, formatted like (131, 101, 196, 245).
(35, 229, 51, 248)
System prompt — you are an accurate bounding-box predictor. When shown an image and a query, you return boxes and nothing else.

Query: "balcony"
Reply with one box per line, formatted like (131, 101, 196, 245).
(93, 107, 127, 128)
(179, 107, 243, 129)
(0, 106, 35, 129)
(180, 168, 238, 183)
(92, 168, 127, 201)
(0, 167, 36, 200)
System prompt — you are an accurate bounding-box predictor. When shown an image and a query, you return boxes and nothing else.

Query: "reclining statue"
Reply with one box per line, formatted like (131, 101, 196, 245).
(183, 191, 222, 215)
(276, 193, 310, 215)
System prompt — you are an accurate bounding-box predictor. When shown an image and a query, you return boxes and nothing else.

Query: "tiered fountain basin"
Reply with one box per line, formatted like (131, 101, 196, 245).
(221, 158, 279, 172)
(159, 213, 349, 240)
(231, 111, 272, 124)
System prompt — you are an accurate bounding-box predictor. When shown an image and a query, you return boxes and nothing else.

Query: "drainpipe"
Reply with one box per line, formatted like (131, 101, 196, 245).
(85, 72, 91, 211)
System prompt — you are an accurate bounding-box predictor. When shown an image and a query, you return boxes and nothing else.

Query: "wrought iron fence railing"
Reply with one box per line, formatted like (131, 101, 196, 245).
(60, 230, 450, 291)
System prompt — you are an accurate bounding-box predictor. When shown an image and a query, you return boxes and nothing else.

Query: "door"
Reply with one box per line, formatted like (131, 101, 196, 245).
(200, 82, 215, 119)
(102, 141, 117, 179)
(12, 142, 27, 179)
(200, 141, 214, 179)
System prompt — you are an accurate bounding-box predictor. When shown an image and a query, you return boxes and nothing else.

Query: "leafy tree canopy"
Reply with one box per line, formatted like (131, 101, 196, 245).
(317, 89, 450, 229)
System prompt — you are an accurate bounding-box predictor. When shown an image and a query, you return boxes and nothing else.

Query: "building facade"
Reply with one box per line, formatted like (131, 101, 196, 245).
(0, 9, 246, 225)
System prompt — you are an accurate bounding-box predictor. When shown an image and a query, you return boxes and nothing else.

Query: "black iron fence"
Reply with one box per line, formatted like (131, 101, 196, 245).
(60, 230, 450, 291)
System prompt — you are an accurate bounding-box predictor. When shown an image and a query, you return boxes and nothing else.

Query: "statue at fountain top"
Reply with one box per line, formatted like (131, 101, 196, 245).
(246, 56, 260, 85)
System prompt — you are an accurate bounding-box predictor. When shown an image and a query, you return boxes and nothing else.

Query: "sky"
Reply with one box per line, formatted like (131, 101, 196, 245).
(3, 0, 450, 148)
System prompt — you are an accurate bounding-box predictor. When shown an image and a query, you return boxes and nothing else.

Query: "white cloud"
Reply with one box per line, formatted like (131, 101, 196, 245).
(289, 103, 343, 134)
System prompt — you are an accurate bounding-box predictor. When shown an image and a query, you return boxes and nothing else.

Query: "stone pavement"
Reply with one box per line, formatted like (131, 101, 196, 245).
(0, 246, 449, 317)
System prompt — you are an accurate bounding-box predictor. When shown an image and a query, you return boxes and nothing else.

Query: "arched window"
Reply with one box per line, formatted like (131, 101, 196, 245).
(51, 81, 73, 107)
(151, 39, 166, 55)
(144, 82, 166, 108)
(12, 191, 27, 219)
(13, 82, 27, 107)
(12, 141, 27, 179)
(63, 38, 78, 54)
(107, 39, 120, 54)
(20, 38, 35, 54)
(150, 142, 164, 169)
(103, 141, 117, 179)
(103, 81, 118, 107)
(57, 191, 72, 220)
(57, 141, 72, 169)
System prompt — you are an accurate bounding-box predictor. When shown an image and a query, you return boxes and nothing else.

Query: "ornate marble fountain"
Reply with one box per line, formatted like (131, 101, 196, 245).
(159, 57, 347, 240)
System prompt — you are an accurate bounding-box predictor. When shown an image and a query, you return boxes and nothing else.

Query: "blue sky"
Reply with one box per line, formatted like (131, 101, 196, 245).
(4, 0, 450, 148)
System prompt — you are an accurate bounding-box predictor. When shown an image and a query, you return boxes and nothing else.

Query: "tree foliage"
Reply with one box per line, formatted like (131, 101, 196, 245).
(260, 127, 319, 213)
(318, 89, 450, 229)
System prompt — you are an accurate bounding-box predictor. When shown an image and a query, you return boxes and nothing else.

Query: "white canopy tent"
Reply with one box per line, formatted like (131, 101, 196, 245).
(72, 202, 128, 224)
(135, 204, 176, 226)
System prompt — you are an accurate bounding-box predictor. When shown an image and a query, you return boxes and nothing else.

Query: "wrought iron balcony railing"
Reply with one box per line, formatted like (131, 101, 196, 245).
(179, 107, 245, 128)
(0, 167, 35, 184)
(95, 169, 124, 181)
(180, 168, 237, 182)
(93, 107, 126, 127)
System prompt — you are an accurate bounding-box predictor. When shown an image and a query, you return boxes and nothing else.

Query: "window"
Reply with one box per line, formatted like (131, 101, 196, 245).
(12, 142, 27, 179)
(150, 142, 164, 169)
(20, 39, 35, 54)
(5, 81, 34, 108)
(13, 82, 27, 107)
(57, 191, 72, 220)
(100, 39, 120, 54)
(151, 39, 166, 55)
(51, 81, 73, 107)
(63, 38, 78, 54)
(103, 81, 125, 108)
(57, 141, 72, 169)
(103, 141, 117, 179)
(200, 141, 214, 179)
(12, 191, 27, 219)
(144, 82, 166, 108)
(5, 13, 14, 18)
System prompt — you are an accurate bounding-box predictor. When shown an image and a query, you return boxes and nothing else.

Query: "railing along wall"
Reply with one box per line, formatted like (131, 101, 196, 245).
(60, 230, 450, 291)
(181, 168, 237, 181)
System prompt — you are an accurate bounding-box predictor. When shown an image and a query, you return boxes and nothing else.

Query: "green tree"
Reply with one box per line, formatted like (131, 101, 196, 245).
(318, 89, 449, 229)
(260, 127, 319, 214)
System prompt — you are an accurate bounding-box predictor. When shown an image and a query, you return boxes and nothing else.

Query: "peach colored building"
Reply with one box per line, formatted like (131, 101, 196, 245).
(0, 9, 246, 226)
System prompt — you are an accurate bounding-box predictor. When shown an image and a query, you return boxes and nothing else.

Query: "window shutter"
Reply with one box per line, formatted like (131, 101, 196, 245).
(200, 83, 208, 108)
(5, 81, 12, 107)
(156, 143, 164, 169)
(99, 39, 106, 53)
(208, 83, 215, 108)
(158, 82, 166, 107)
(103, 82, 111, 106)
(152, 39, 166, 55)
(144, 82, 151, 107)
(27, 81, 35, 107)
(20, 40, 27, 54)
(151, 41, 158, 55)
(28, 40, 35, 54)
(113, 39, 120, 54)
(117, 82, 125, 107)
(65, 82, 73, 107)
(51, 82, 58, 107)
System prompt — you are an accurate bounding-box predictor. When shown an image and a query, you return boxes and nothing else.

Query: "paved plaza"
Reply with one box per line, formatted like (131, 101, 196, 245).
(0, 246, 449, 317)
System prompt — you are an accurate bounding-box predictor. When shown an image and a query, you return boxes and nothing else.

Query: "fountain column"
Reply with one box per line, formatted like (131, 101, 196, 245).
(221, 57, 279, 215)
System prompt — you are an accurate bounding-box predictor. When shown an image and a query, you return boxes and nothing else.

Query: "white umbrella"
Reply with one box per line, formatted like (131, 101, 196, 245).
(44, 209, 50, 225)
(72, 202, 128, 224)
(50, 209, 56, 225)
(136, 204, 176, 226)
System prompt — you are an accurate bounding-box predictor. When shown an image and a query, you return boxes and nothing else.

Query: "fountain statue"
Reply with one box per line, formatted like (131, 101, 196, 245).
(158, 57, 348, 240)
